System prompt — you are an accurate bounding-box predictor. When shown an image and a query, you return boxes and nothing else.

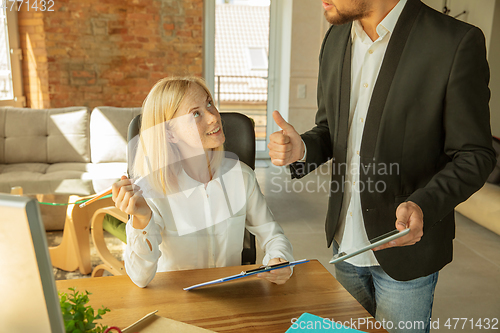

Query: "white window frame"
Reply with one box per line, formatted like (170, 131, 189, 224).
(247, 46, 268, 70)
(1, 6, 25, 107)
(203, 0, 216, 94)
(203, 0, 293, 159)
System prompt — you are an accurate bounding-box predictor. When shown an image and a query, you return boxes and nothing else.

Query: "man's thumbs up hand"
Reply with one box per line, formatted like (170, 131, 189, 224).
(268, 111, 304, 166)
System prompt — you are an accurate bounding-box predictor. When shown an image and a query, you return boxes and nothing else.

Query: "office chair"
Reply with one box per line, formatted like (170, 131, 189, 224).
(90, 112, 257, 277)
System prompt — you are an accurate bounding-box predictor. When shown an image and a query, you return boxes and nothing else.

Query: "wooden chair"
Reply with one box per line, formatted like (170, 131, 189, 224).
(90, 112, 257, 277)
(90, 207, 128, 276)
(10, 185, 120, 275)
(48, 195, 118, 275)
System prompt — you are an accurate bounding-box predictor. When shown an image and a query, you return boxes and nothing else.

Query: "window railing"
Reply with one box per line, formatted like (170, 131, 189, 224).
(0, 8, 23, 106)
(214, 75, 269, 140)
(214, 74, 268, 109)
(0, 70, 13, 100)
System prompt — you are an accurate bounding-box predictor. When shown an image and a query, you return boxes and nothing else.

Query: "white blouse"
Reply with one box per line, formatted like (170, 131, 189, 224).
(124, 158, 294, 287)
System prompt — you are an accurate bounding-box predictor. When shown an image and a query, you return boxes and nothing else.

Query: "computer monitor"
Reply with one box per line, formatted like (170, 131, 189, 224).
(0, 194, 65, 333)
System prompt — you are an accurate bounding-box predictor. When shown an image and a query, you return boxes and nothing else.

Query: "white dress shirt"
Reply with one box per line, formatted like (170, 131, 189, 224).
(124, 158, 294, 287)
(333, 0, 407, 266)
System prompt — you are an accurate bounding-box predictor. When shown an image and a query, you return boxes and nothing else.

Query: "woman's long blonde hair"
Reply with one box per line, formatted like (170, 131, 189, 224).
(131, 77, 224, 195)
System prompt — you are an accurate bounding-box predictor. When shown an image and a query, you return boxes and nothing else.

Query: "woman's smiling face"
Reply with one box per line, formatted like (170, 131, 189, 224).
(171, 82, 225, 150)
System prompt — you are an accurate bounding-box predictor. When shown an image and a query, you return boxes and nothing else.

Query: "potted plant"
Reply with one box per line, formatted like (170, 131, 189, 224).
(59, 287, 111, 333)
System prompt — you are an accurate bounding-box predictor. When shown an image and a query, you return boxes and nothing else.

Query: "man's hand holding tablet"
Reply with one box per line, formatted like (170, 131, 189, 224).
(329, 229, 411, 265)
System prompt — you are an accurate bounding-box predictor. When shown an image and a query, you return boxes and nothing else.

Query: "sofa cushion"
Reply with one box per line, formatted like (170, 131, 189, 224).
(44, 162, 91, 174)
(0, 177, 93, 196)
(2, 108, 47, 163)
(0, 166, 50, 183)
(0, 163, 91, 195)
(0, 109, 5, 164)
(90, 107, 142, 163)
(45, 162, 127, 193)
(47, 108, 91, 163)
(0, 163, 50, 174)
(0, 107, 90, 164)
(86, 162, 128, 193)
(0, 162, 126, 195)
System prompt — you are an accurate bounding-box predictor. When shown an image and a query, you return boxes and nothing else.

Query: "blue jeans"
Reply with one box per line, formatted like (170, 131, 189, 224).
(334, 252, 438, 333)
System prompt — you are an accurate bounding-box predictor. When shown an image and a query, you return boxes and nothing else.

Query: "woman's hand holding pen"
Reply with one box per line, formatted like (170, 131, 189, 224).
(112, 176, 152, 229)
(256, 258, 292, 285)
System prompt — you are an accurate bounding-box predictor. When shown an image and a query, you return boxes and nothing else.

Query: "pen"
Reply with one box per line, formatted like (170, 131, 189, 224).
(79, 187, 113, 208)
(244, 261, 290, 274)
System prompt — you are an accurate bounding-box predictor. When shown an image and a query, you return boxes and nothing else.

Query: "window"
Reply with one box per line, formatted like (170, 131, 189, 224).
(0, 9, 13, 100)
(247, 47, 268, 71)
(0, 7, 24, 107)
(205, 0, 292, 158)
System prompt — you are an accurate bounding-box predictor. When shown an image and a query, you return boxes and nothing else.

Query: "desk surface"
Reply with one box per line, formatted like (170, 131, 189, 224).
(56, 260, 387, 332)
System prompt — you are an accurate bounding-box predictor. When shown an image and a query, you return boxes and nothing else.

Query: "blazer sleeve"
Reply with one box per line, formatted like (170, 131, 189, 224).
(407, 26, 497, 227)
(290, 26, 335, 179)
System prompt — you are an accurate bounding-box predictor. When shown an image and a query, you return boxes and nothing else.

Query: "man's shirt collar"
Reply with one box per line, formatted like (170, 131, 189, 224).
(351, 0, 408, 43)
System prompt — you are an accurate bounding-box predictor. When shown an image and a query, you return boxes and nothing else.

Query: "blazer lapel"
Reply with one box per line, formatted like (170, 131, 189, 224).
(360, 0, 423, 158)
(322, 24, 352, 246)
(334, 36, 352, 165)
(326, 24, 352, 167)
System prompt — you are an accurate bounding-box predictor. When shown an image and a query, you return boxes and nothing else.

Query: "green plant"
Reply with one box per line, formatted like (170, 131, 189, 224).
(59, 287, 111, 333)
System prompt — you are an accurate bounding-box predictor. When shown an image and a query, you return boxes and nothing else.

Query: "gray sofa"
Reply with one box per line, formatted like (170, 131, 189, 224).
(0, 106, 142, 195)
(455, 136, 500, 236)
(0, 106, 141, 228)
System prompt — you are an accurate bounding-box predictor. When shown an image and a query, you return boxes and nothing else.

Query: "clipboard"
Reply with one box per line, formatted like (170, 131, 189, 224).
(329, 228, 410, 264)
(184, 259, 310, 290)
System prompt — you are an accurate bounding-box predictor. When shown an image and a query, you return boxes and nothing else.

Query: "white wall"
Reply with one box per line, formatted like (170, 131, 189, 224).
(422, 0, 496, 52)
(489, 1, 500, 137)
(288, 0, 500, 137)
(287, 0, 327, 134)
(422, 0, 500, 137)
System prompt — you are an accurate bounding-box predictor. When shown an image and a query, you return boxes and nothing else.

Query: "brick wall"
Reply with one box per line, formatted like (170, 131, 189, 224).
(18, 0, 204, 109)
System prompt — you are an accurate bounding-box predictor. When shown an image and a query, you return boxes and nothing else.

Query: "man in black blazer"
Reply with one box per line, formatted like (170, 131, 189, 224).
(268, 0, 496, 331)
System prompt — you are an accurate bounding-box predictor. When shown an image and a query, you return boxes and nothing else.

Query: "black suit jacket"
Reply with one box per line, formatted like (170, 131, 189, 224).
(291, 0, 497, 281)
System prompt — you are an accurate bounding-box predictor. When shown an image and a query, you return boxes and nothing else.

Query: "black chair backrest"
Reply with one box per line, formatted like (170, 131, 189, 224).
(127, 112, 257, 265)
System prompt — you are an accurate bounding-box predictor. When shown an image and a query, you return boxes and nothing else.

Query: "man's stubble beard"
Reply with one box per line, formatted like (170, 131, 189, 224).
(324, 1, 371, 25)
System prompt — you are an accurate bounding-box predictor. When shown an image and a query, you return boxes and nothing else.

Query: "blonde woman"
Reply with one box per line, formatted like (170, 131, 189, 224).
(112, 77, 294, 288)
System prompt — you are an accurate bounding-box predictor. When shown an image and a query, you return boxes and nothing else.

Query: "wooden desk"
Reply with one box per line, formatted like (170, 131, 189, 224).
(56, 260, 387, 332)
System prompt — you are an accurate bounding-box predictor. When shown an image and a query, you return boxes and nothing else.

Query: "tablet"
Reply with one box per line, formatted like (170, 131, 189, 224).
(184, 259, 310, 290)
(329, 228, 410, 264)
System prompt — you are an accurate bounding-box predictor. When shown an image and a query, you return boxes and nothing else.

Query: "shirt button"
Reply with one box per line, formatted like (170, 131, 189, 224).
(360, 118, 364, 122)
(368, 49, 374, 54)
(142, 231, 147, 235)
(363, 83, 368, 88)
(353, 181, 356, 185)
(349, 212, 353, 217)
(357, 151, 360, 155)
